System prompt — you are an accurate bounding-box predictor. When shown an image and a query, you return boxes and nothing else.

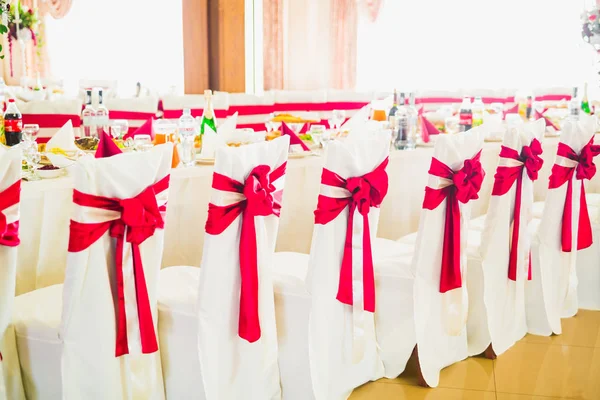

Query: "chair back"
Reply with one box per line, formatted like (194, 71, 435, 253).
(59, 143, 173, 399)
(197, 136, 289, 399)
(305, 135, 390, 399)
(105, 97, 159, 134)
(18, 99, 83, 141)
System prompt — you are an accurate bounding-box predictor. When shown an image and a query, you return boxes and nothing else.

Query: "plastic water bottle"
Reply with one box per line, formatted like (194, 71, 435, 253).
(178, 108, 197, 167)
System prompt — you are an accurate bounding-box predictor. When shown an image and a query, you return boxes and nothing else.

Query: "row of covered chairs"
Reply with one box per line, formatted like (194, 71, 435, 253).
(0, 115, 598, 399)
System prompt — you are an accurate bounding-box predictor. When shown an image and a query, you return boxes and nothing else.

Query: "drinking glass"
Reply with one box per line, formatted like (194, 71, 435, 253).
(331, 110, 346, 129)
(288, 122, 304, 134)
(23, 140, 41, 180)
(154, 120, 178, 144)
(23, 124, 40, 142)
(110, 120, 129, 139)
(444, 117, 460, 134)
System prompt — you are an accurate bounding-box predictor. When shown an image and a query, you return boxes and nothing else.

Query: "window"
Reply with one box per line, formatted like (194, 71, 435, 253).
(45, 0, 184, 96)
(356, 0, 590, 92)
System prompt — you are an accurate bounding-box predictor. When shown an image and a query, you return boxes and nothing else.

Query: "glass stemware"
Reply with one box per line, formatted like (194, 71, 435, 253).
(22, 124, 40, 142)
(22, 139, 41, 180)
(331, 109, 346, 130)
(110, 120, 129, 140)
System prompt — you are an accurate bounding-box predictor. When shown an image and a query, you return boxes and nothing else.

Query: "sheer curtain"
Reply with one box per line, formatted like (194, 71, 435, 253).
(356, 0, 591, 92)
(45, 0, 184, 96)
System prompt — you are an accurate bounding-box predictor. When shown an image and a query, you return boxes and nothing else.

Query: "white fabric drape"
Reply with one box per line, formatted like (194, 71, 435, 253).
(0, 145, 25, 400)
(196, 137, 289, 400)
(357, 0, 589, 92)
(412, 128, 485, 388)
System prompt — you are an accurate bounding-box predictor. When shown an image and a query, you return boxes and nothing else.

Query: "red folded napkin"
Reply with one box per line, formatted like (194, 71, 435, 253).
(534, 109, 559, 131)
(123, 118, 154, 140)
(95, 130, 123, 158)
(417, 107, 439, 143)
(281, 122, 310, 151)
(502, 104, 519, 119)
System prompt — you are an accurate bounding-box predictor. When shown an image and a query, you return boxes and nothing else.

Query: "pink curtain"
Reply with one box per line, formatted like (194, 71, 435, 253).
(263, 0, 284, 90)
(330, 0, 358, 90)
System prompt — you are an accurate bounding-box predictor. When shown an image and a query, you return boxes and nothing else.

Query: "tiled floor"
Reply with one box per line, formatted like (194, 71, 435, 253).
(349, 310, 600, 400)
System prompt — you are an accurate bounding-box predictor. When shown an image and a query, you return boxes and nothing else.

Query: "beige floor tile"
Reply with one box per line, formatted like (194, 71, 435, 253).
(523, 310, 600, 348)
(494, 342, 600, 399)
(349, 382, 495, 400)
(385, 353, 495, 392)
(496, 394, 563, 400)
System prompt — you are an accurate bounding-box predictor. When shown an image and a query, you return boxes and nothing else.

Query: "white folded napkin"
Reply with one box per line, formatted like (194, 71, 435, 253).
(46, 153, 75, 169)
(46, 120, 78, 152)
(218, 112, 238, 135)
(341, 106, 369, 131)
(347, 119, 384, 140)
(200, 125, 226, 158)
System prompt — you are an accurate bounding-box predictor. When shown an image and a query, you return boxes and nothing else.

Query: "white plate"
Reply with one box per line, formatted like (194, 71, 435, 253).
(36, 167, 66, 179)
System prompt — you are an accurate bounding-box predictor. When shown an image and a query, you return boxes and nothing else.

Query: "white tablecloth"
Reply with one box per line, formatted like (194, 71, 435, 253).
(17, 136, 597, 295)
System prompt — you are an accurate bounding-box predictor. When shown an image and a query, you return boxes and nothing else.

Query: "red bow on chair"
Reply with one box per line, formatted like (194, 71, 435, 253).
(423, 151, 485, 293)
(205, 163, 287, 343)
(314, 158, 389, 313)
(549, 139, 600, 252)
(68, 175, 170, 357)
(493, 139, 543, 281)
(0, 180, 21, 247)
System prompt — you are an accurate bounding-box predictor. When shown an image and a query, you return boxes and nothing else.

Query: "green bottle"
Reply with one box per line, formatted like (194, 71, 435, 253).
(200, 90, 217, 134)
(581, 83, 591, 115)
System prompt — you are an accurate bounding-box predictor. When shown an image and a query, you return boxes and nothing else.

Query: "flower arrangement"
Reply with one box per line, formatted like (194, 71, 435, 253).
(7, 2, 39, 77)
(0, 1, 10, 59)
(582, 6, 600, 52)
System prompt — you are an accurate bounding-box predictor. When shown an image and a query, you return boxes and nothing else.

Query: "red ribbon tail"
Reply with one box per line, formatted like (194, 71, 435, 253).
(561, 179, 574, 252)
(238, 213, 261, 343)
(362, 214, 375, 313)
(114, 237, 129, 357)
(578, 184, 593, 250)
(132, 244, 159, 354)
(528, 251, 532, 281)
(336, 204, 356, 307)
(440, 195, 462, 293)
(508, 173, 523, 281)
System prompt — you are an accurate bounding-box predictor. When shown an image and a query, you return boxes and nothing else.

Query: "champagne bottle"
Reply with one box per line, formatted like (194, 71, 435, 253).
(582, 83, 591, 115)
(200, 90, 217, 135)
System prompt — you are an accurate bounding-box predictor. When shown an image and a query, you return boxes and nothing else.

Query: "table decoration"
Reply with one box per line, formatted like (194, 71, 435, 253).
(199, 125, 225, 158)
(8, 1, 39, 77)
(95, 130, 122, 158)
(281, 122, 310, 152)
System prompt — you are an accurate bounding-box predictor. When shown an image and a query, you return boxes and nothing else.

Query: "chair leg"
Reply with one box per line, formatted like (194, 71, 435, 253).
(483, 344, 497, 360)
(412, 346, 430, 388)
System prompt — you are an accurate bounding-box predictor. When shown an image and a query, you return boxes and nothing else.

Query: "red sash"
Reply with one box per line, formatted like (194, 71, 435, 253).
(492, 139, 543, 281)
(423, 151, 485, 293)
(68, 175, 170, 357)
(548, 139, 600, 252)
(0, 180, 21, 247)
(205, 162, 287, 343)
(314, 158, 389, 313)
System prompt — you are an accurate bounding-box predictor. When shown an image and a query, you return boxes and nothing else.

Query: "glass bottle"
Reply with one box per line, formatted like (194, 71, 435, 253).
(178, 108, 198, 167)
(81, 90, 96, 138)
(472, 97, 484, 127)
(388, 89, 399, 121)
(200, 90, 217, 135)
(95, 89, 110, 136)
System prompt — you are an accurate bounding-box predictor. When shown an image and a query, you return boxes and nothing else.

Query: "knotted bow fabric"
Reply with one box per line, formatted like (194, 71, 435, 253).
(492, 139, 543, 281)
(68, 175, 170, 357)
(423, 151, 484, 293)
(549, 139, 600, 252)
(205, 162, 287, 343)
(0, 180, 21, 247)
(314, 158, 389, 312)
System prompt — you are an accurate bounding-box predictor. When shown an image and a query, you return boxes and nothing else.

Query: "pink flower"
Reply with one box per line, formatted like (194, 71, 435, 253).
(590, 14, 597, 21)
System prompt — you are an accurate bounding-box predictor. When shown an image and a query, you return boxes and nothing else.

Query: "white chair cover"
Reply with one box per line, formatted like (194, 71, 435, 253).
(11, 144, 173, 400)
(196, 136, 289, 400)
(527, 116, 596, 335)
(305, 136, 390, 399)
(413, 127, 485, 388)
(467, 119, 545, 357)
(0, 145, 25, 400)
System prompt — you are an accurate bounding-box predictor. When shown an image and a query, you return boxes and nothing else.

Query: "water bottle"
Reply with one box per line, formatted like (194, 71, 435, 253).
(178, 108, 197, 167)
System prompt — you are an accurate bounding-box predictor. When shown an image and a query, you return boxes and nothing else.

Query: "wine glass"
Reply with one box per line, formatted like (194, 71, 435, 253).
(23, 124, 40, 142)
(23, 139, 41, 180)
(110, 120, 129, 139)
(331, 110, 346, 130)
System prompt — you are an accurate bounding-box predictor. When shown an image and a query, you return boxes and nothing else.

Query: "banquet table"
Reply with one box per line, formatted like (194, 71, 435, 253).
(16, 135, 600, 295)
